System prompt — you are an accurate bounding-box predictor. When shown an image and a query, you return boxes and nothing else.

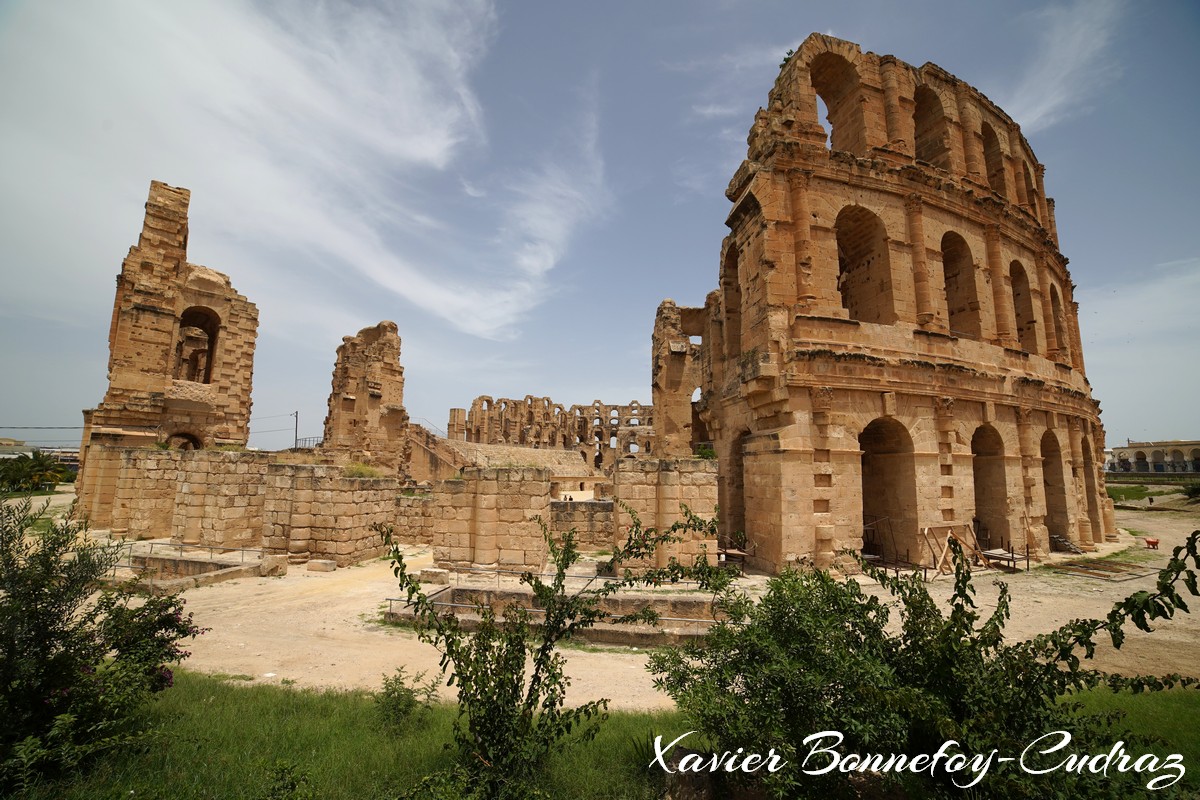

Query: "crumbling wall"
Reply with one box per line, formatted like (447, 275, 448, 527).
(77, 180, 258, 526)
(550, 500, 615, 550)
(651, 300, 709, 457)
(321, 321, 409, 470)
(613, 459, 719, 566)
(110, 449, 182, 540)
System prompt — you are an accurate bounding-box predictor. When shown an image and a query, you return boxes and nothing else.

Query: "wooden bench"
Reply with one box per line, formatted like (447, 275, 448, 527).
(982, 548, 1030, 572)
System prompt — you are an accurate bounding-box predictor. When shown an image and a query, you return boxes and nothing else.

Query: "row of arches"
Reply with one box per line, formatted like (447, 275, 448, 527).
(803, 48, 1044, 221)
(1114, 449, 1200, 473)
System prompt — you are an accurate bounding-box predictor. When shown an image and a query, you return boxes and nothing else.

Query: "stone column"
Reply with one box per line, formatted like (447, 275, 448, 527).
(1014, 407, 1043, 555)
(985, 225, 1016, 347)
(1035, 253, 1061, 362)
(790, 170, 817, 310)
(955, 87, 984, 180)
(880, 57, 907, 149)
(905, 195, 937, 329)
(1066, 418, 1094, 551)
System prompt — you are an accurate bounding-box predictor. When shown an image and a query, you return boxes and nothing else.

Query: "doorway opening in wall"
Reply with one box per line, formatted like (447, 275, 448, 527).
(167, 432, 201, 450)
(859, 418, 918, 563)
(1041, 431, 1072, 551)
(971, 424, 1008, 551)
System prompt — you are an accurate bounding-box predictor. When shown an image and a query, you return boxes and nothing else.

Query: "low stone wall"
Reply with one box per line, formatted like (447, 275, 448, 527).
(550, 500, 615, 550)
(262, 464, 399, 567)
(613, 458, 720, 566)
(394, 492, 435, 544)
(171, 451, 273, 549)
(432, 467, 553, 571)
(110, 449, 182, 539)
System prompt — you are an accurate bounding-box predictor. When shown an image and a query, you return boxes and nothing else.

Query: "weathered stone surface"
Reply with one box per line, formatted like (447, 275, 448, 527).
(653, 33, 1113, 573)
(260, 555, 289, 576)
(306, 559, 337, 573)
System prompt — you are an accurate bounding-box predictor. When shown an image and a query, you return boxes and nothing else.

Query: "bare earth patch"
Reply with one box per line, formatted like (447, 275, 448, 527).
(168, 507, 1200, 711)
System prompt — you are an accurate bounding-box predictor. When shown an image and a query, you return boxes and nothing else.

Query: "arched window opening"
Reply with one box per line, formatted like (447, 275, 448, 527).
(721, 247, 743, 357)
(836, 206, 895, 324)
(941, 232, 981, 339)
(913, 86, 950, 169)
(1134, 451, 1149, 472)
(859, 418, 919, 563)
(1041, 431, 1071, 549)
(166, 432, 202, 451)
(1009, 261, 1038, 353)
(1151, 450, 1166, 473)
(1049, 285, 1071, 363)
(809, 52, 867, 155)
(175, 306, 220, 384)
(981, 122, 1007, 197)
(971, 425, 1008, 550)
(1170, 449, 1185, 472)
(1190, 449, 1200, 472)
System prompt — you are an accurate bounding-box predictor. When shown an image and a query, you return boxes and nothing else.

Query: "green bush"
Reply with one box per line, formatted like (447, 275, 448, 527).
(0, 452, 73, 492)
(651, 534, 1200, 799)
(375, 667, 437, 732)
(0, 496, 203, 792)
(1183, 482, 1200, 501)
(385, 507, 729, 799)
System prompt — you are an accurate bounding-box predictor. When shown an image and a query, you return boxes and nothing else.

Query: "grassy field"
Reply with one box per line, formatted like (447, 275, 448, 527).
(1107, 484, 1181, 503)
(18, 670, 678, 800)
(15, 671, 1199, 799)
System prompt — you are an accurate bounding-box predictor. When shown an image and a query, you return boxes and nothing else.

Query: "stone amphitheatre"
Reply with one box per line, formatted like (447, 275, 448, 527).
(65, 33, 1189, 698)
(76, 32, 1114, 571)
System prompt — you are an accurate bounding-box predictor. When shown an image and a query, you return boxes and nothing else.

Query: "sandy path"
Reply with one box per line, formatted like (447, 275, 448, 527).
(171, 506, 1200, 711)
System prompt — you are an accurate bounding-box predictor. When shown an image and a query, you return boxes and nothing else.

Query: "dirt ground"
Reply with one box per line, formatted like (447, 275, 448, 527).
(21, 486, 1198, 711)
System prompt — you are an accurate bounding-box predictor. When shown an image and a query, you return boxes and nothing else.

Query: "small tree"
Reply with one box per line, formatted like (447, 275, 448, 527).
(386, 507, 730, 799)
(0, 496, 203, 792)
(651, 534, 1200, 799)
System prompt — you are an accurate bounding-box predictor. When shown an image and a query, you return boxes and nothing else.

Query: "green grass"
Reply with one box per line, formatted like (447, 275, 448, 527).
(19, 670, 684, 800)
(1071, 688, 1200, 793)
(1107, 485, 1179, 502)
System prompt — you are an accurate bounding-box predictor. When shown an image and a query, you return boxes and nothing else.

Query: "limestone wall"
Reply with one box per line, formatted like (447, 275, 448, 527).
(550, 500, 615, 550)
(170, 451, 273, 549)
(613, 459, 719, 566)
(432, 467, 553, 571)
(394, 492, 435, 545)
(262, 465, 399, 567)
(110, 449, 182, 539)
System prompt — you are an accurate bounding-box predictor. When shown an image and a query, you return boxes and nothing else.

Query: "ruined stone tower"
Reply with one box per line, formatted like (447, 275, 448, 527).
(653, 34, 1114, 572)
(77, 180, 258, 525)
(321, 321, 410, 469)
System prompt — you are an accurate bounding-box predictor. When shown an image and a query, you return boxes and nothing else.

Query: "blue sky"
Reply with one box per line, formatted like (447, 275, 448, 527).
(0, 0, 1196, 451)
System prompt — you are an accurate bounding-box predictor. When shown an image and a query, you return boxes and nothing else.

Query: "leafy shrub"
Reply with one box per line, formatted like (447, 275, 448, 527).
(0, 496, 203, 791)
(1183, 482, 1200, 501)
(651, 534, 1200, 799)
(375, 666, 437, 731)
(385, 507, 729, 799)
(0, 452, 73, 492)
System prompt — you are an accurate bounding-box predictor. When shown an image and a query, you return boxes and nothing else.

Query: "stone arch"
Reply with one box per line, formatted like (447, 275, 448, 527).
(1151, 450, 1166, 473)
(971, 424, 1009, 550)
(1041, 430, 1071, 548)
(1009, 261, 1038, 353)
(809, 51, 868, 155)
(836, 205, 895, 324)
(1021, 161, 1039, 212)
(166, 431, 202, 450)
(1191, 448, 1200, 472)
(1049, 284, 1071, 364)
(175, 306, 221, 384)
(981, 121, 1008, 197)
(941, 232, 981, 339)
(859, 417, 919, 562)
(913, 85, 951, 169)
(1134, 450, 1149, 472)
(1170, 449, 1185, 472)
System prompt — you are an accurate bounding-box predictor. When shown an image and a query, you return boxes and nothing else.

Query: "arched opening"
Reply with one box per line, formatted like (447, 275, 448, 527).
(859, 418, 918, 562)
(981, 122, 1007, 197)
(913, 86, 950, 169)
(1049, 285, 1071, 363)
(1191, 449, 1200, 472)
(175, 306, 220, 384)
(166, 432, 202, 451)
(836, 206, 895, 324)
(1151, 450, 1166, 473)
(941, 232, 981, 339)
(1170, 449, 1185, 472)
(809, 52, 867, 155)
(1080, 437, 1103, 541)
(721, 246, 742, 358)
(1041, 431, 1071, 549)
(1134, 451, 1149, 472)
(723, 430, 750, 545)
(971, 425, 1008, 550)
(1009, 261, 1038, 353)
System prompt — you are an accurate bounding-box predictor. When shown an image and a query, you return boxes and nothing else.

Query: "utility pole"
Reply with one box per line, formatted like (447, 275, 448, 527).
(292, 411, 299, 449)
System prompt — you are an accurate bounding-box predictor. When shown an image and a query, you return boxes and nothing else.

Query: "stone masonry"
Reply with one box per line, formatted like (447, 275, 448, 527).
(653, 33, 1115, 573)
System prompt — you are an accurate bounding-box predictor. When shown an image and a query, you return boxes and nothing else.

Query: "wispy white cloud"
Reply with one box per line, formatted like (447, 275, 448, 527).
(690, 103, 740, 119)
(999, 0, 1124, 133)
(0, 0, 608, 346)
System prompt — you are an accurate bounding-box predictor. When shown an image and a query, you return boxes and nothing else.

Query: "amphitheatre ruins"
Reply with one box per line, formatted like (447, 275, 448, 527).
(75, 33, 1115, 579)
